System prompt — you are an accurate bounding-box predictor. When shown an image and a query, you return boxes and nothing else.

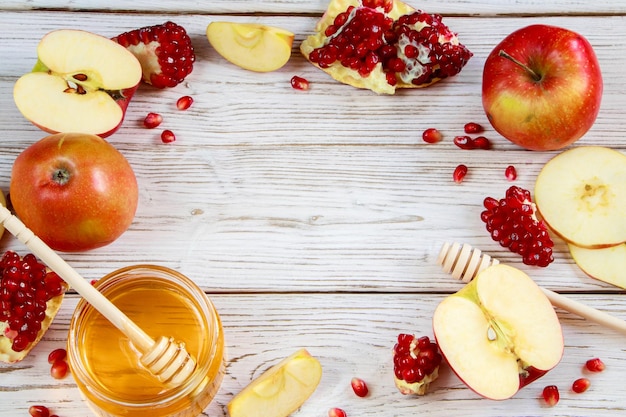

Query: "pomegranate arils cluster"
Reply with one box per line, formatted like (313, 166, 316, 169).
(393, 333, 442, 395)
(481, 186, 554, 267)
(0, 251, 65, 352)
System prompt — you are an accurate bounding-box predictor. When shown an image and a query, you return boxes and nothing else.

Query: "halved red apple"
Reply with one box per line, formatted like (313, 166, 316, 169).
(13, 29, 142, 138)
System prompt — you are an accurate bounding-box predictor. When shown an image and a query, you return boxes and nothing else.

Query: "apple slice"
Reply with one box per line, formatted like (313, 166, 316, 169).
(568, 243, 626, 289)
(534, 146, 626, 248)
(433, 264, 563, 400)
(227, 349, 322, 417)
(206, 22, 294, 72)
(13, 29, 142, 138)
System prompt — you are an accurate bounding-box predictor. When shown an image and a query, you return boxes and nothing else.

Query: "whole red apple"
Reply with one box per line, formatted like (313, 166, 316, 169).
(482, 24, 603, 151)
(9, 133, 138, 252)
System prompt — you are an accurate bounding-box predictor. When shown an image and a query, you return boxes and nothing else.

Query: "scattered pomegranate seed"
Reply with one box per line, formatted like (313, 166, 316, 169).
(351, 377, 369, 397)
(422, 128, 442, 144)
(161, 130, 176, 143)
(291, 75, 310, 91)
(47, 348, 67, 364)
(28, 405, 50, 417)
(472, 136, 491, 150)
(50, 359, 69, 379)
(464, 122, 483, 134)
(585, 358, 605, 372)
(393, 334, 442, 395)
(453, 135, 474, 149)
(542, 385, 560, 407)
(505, 165, 517, 181)
(572, 377, 590, 393)
(453, 164, 468, 183)
(176, 95, 193, 110)
(143, 112, 163, 129)
(328, 408, 347, 417)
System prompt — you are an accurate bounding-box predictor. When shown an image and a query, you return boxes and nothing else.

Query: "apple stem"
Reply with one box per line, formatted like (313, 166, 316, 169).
(498, 50, 542, 82)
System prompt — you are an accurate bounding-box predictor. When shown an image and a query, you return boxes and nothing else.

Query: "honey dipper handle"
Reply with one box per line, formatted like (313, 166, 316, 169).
(541, 287, 626, 335)
(0, 205, 155, 352)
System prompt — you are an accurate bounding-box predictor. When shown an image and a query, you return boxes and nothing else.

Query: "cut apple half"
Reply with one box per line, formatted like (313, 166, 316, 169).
(206, 22, 294, 72)
(227, 349, 322, 417)
(534, 146, 626, 248)
(433, 264, 563, 400)
(13, 29, 142, 137)
(569, 243, 626, 289)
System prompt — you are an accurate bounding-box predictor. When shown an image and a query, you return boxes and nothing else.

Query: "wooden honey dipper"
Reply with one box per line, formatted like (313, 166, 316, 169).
(0, 205, 196, 386)
(437, 242, 626, 335)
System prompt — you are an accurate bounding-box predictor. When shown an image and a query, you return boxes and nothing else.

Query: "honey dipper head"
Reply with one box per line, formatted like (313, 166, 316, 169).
(437, 242, 499, 282)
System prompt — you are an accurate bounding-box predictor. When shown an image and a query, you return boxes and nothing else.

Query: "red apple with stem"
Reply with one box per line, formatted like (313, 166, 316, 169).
(482, 24, 603, 151)
(9, 133, 138, 252)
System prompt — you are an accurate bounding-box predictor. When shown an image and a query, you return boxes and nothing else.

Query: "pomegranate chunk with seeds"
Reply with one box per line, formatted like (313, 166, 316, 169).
(300, 0, 472, 94)
(481, 186, 554, 267)
(393, 333, 442, 395)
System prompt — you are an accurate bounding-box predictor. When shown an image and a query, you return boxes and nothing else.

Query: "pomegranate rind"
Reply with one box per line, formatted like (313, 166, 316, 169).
(393, 367, 439, 395)
(0, 291, 65, 363)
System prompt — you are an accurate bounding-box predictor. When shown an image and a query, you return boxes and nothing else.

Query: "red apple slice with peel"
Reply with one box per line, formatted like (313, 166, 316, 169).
(534, 146, 626, 248)
(433, 264, 563, 400)
(206, 22, 294, 72)
(227, 349, 322, 417)
(13, 29, 142, 138)
(568, 243, 626, 289)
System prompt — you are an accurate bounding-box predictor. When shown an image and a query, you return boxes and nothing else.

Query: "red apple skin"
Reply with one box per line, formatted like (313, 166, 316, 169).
(9, 133, 138, 252)
(482, 24, 603, 151)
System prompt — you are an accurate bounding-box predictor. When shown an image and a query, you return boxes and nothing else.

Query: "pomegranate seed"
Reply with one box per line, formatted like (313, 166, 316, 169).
(542, 385, 560, 407)
(572, 377, 590, 393)
(29, 405, 50, 417)
(505, 165, 517, 181)
(464, 122, 483, 134)
(351, 377, 369, 397)
(453, 135, 474, 149)
(161, 130, 176, 143)
(291, 75, 310, 90)
(176, 95, 193, 110)
(585, 358, 605, 372)
(143, 112, 163, 129)
(328, 408, 347, 417)
(47, 348, 67, 364)
(422, 128, 442, 144)
(50, 359, 69, 379)
(453, 164, 468, 183)
(472, 136, 491, 150)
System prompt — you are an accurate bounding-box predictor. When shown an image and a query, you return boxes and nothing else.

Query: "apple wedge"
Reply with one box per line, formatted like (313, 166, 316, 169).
(433, 264, 563, 400)
(206, 22, 294, 72)
(227, 349, 322, 417)
(13, 29, 142, 138)
(534, 146, 626, 248)
(569, 243, 626, 289)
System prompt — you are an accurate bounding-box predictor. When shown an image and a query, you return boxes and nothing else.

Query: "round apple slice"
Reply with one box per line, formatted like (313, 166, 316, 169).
(534, 146, 626, 248)
(568, 243, 626, 289)
(227, 349, 322, 417)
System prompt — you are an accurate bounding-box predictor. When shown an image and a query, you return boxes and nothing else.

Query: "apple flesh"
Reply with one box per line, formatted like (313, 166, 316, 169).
(206, 22, 294, 72)
(433, 264, 563, 400)
(482, 24, 602, 151)
(9, 132, 138, 252)
(534, 146, 626, 248)
(13, 29, 142, 138)
(227, 349, 322, 417)
(569, 243, 626, 289)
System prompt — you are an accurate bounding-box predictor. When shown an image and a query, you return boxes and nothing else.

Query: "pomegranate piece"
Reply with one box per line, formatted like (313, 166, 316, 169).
(350, 377, 369, 397)
(453, 164, 468, 183)
(481, 186, 554, 267)
(505, 165, 517, 181)
(585, 358, 605, 372)
(463, 122, 483, 134)
(572, 377, 590, 393)
(328, 408, 347, 417)
(422, 127, 442, 144)
(114, 21, 195, 88)
(161, 129, 176, 143)
(29, 405, 50, 417)
(300, 0, 472, 94)
(392, 333, 442, 395)
(291, 75, 310, 90)
(143, 112, 163, 129)
(542, 385, 560, 406)
(0, 251, 67, 362)
(176, 95, 194, 110)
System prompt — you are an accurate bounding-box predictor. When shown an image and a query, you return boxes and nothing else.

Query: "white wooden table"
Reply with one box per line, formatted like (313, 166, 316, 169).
(1, 1, 625, 416)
